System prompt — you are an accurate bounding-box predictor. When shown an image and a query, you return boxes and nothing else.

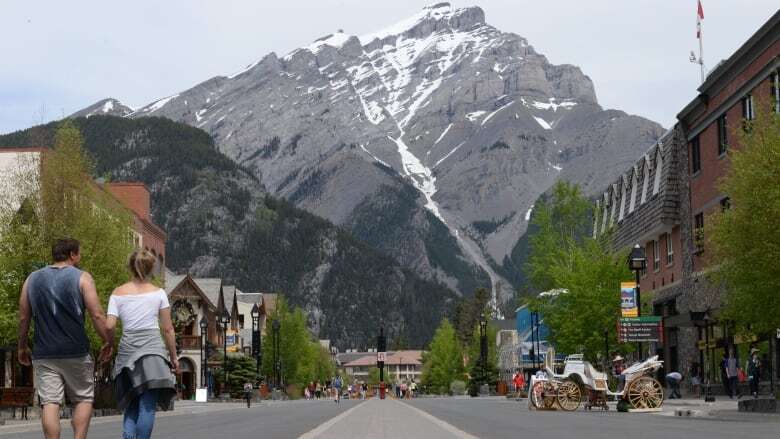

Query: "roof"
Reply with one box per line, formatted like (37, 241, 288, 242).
(192, 278, 223, 309)
(343, 350, 424, 367)
(0, 147, 48, 154)
(164, 272, 186, 294)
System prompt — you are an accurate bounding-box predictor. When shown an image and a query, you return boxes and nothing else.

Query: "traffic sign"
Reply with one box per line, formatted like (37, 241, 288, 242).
(377, 352, 386, 363)
(618, 316, 663, 343)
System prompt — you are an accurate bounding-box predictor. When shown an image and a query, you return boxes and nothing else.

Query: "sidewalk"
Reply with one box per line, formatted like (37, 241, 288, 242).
(658, 397, 780, 422)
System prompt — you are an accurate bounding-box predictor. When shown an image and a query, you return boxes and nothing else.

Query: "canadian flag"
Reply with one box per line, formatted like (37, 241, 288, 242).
(697, 0, 704, 39)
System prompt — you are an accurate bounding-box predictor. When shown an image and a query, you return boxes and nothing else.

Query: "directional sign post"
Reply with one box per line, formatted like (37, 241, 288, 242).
(618, 316, 664, 343)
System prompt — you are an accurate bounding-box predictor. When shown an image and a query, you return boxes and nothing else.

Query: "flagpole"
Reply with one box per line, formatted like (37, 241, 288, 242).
(699, 12, 705, 83)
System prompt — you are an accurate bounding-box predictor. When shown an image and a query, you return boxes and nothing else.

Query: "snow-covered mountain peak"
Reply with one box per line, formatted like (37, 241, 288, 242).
(68, 98, 133, 119)
(359, 3, 485, 45)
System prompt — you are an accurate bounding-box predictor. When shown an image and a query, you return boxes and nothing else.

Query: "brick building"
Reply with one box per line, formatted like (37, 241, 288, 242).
(596, 11, 779, 386)
(105, 182, 167, 279)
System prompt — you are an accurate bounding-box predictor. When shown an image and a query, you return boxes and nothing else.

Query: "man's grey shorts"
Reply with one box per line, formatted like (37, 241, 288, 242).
(32, 355, 94, 406)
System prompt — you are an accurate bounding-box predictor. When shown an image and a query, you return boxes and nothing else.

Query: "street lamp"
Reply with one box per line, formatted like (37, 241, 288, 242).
(219, 309, 231, 396)
(251, 303, 261, 382)
(272, 319, 281, 390)
(480, 318, 488, 387)
(628, 244, 647, 359)
(199, 316, 208, 393)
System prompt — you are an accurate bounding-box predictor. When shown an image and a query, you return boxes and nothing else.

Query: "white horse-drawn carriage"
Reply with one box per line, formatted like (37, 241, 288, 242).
(528, 349, 664, 411)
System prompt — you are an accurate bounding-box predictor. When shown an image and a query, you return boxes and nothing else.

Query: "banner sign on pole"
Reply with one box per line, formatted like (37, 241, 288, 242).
(377, 352, 386, 363)
(618, 316, 663, 343)
(620, 282, 638, 318)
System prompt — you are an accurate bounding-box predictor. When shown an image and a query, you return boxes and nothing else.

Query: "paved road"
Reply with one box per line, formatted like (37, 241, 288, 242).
(2, 397, 778, 438)
(406, 397, 779, 439)
(0, 400, 358, 439)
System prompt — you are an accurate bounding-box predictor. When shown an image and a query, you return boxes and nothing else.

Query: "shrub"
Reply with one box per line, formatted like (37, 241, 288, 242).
(449, 380, 466, 396)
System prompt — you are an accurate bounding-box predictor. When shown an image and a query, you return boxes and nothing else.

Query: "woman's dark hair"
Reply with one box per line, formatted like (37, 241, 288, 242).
(52, 238, 80, 262)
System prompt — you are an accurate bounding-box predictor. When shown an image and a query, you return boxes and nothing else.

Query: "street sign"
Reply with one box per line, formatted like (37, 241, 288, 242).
(618, 316, 663, 343)
(620, 282, 638, 317)
(377, 352, 386, 363)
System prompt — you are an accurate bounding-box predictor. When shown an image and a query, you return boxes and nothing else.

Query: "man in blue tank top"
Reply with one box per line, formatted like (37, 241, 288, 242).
(18, 238, 115, 439)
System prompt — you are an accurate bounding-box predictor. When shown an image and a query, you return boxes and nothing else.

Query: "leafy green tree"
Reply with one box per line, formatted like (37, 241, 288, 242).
(709, 105, 780, 335)
(0, 121, 133, 350)
(526, 181, 631, 361)
(261, 296, 336, 390)
(421, 319, 464, 394)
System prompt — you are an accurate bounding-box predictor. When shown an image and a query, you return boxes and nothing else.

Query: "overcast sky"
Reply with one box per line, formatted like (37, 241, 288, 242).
(2, 1, 777, 134)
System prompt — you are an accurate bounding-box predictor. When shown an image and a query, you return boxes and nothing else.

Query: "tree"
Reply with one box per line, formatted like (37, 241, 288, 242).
(261, 296, 335, 390)
(453, 287, 490, 345)
(421, 319, 464, 394)
(212, 353, 257, 398)
(0, 121, 134, 350)
(526, 181, 631, 361)
(709, 105, 780, 335)
(465, 321, 499, 394)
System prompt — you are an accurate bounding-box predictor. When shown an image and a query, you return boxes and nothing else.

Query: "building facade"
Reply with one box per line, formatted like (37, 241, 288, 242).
(596, 11, 780, 385)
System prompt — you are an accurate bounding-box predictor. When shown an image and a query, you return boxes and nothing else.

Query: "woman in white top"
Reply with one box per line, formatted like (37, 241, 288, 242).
(106, 250, 178, 439)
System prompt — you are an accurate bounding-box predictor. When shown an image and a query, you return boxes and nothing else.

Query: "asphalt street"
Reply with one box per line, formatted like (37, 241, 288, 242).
(1, 397, 778, 439)
(406, 398, 780, 439)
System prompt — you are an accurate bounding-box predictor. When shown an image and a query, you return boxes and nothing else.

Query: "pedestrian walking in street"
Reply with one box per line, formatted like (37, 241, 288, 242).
(665, 371, 683, 399)
(512, 371, 525, 400)
(409, 381, 417, 398)
(243, 382, 253, 408)
(333, 374, 343, 403)
(107, 249, 178, 439)
(315, 381, 322, 399)
(723, 349, 739, 399)
(17, 238, 115, 439)
(360, 382, 367, 400)
(747, 348, 761, 398)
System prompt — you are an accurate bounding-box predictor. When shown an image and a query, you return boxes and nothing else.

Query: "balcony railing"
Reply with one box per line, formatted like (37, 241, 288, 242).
(178, 335, 201, 350)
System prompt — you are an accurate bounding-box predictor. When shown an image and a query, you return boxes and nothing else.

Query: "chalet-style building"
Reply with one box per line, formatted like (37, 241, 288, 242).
(164, 273, 275, 398)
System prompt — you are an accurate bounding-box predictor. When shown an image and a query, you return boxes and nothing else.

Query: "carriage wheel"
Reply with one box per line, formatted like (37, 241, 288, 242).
(555, 379, 582, 411)
(530, 381, 557, 410)
(626, 376, 664, 409)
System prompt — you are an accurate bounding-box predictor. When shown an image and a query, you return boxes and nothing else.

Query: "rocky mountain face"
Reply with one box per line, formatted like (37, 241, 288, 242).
(82, 3, 665, 307)
(0, 116, 456, 348)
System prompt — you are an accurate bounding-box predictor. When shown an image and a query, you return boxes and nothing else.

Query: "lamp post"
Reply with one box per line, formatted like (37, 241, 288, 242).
(628, 244, 647, 360)
(272, 319, 281, 390)
(251, 304, 261, 382)
(199, 317, 208, 392)
(377, 327, 387, 399)
(480, 317, 488, 387)
(219, 309, 230, 396)
(703, 312, 716, 402)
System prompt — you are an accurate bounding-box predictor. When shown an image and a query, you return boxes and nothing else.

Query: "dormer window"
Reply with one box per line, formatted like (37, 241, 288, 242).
(640, 161, 650, 204)
(628, 170, 638, 214)
(652, 149, 663, 196)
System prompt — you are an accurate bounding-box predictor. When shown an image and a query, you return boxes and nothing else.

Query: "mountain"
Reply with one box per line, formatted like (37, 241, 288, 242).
(0, 116, 456, 348)
(69, 98, 134, 118)
(77, 3, 665, 308)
